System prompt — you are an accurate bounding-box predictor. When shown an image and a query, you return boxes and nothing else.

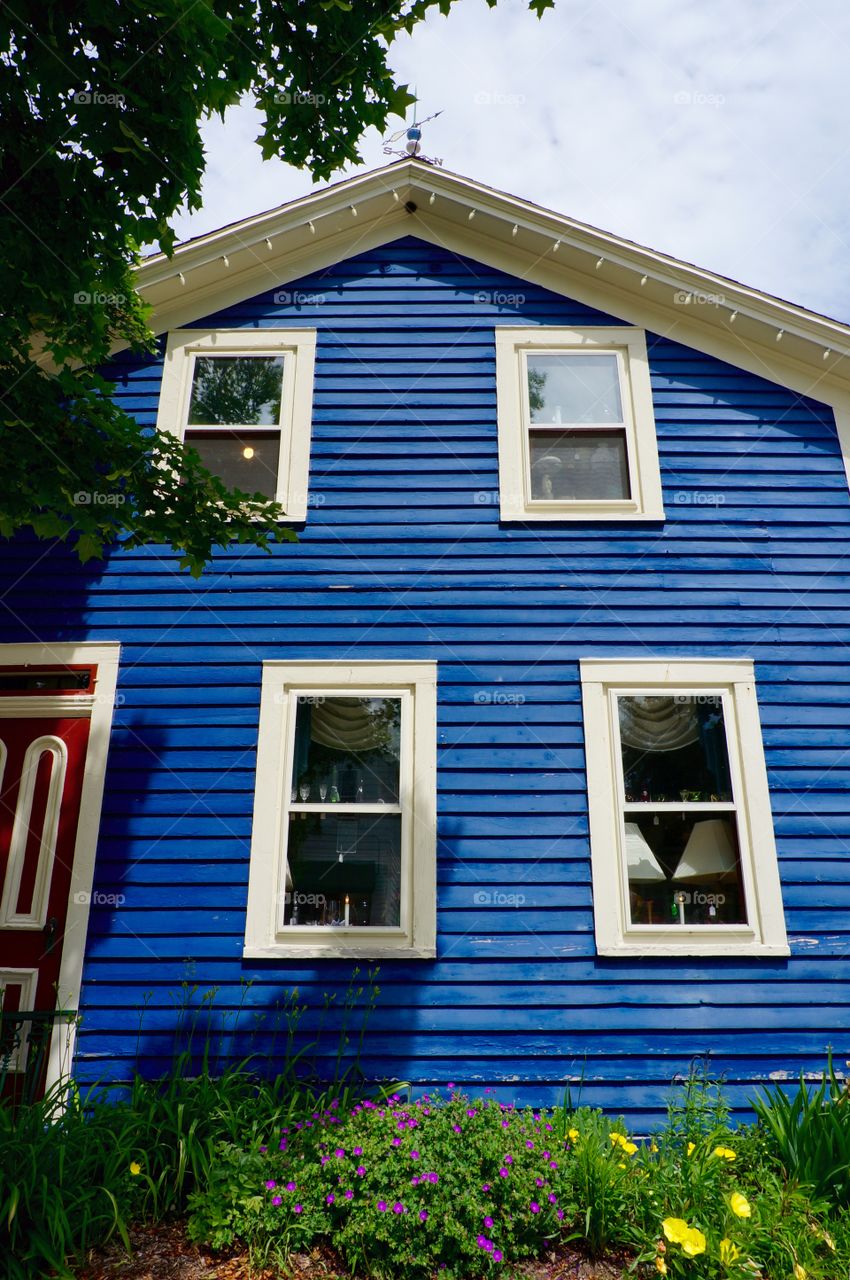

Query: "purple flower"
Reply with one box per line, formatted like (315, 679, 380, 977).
(286, 1182, 297, 1192)
(411, 1175, 419, 1185)
(335, 1148, 345, 1158)
(377, 1200, 388, 1212)
(326, 1193, 335, 1204)
(392, 1137, 401, 1147)
(502, 1120, 510, 1129)
(535, 1178, 544, 1187)
(353, 1146, 363, 1156)
(466, 1108, 476, 1118)
(556, 1209, 565, 1221)
(356, 1165, 366, 1177)
(271, 1195, 282, 1206)
(548, 1193, 557, 1204)
(499, 1168, 509, 1178)
(265, 1180, 276, 1190)
(293, 1204, 303, 1214)
(428, 1171, 439, 1184)
(476, 1235, 489, 1250)
(419, 1209, 428, 1222)
(344, 1189, 353, 1200)
(393, 1202, 405, 1214)
(447, 1082, 455, 1089)
(494, 1249, 503, 1263)
(259, 1146, 267, 1154)
(549, 1161, 558, 1170)
(526, 1140, 534, 1150)
(452, 1124, 462, 1133)
(530, 1202, 540, 1213)
(482, 1183, 491, 1192)
(483, 1215, 494, 1228)
(278, 1139, 286, 1150)
(410, 1150, 420, 1160)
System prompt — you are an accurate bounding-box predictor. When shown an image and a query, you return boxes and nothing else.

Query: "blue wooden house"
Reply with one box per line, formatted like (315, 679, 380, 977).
(3, 160, 850, 1122)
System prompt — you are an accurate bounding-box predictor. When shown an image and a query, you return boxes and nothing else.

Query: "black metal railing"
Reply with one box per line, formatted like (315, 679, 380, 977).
(0, 1009, 78, 1106)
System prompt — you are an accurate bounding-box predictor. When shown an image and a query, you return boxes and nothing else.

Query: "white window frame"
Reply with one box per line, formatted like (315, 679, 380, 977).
(580, 658, 788, 957)
(156, 328, 317, 520)
(245, 661, 437, 960)
(495, 327, 664, 521)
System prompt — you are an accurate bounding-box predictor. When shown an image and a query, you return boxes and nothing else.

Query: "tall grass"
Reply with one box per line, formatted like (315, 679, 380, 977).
(752, 1050, 850, 1205)
(0, 968, 382, 1280)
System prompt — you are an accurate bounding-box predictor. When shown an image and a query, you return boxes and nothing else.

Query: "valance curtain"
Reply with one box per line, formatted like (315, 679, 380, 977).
(618, 696, 699, 752)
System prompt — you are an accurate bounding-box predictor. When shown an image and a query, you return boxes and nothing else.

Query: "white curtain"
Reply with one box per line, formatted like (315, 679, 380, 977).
(618, 696, 698, 752)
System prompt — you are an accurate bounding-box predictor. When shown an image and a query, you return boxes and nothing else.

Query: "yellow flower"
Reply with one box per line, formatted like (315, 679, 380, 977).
(719, 1238, 740, 1264)
(662, 1218, 705, 1258)
(713, 1146, 736, 1161)
(129, 1161, 141, 1176)
(650, 1142, 659, 1153)
(662, 1219, 691, 1244)
(729, 1192, 751, 1219)
(655, 1259, 667, 1276)
(681, 1227, 706, 1257)
(793, 1267, 806, 1280)
(687, 1141, 696, 1156)
(568, 1127, 580, 1141)
(621, 1140, 638, 1155)
(618, 1161, 626, 1169)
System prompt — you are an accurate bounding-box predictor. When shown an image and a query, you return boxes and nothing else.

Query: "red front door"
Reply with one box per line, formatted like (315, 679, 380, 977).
(0, 710, 92, 1097)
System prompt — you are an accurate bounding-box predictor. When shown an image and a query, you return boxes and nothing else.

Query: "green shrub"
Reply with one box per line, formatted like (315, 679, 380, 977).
(188, 1088, 578, 1278)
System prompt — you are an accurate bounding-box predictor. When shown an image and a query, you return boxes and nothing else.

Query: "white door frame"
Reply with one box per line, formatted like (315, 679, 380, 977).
(0, 641, 120, 1091)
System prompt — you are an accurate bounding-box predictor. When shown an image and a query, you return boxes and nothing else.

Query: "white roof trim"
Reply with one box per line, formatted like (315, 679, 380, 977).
(132, 160, 850, 487)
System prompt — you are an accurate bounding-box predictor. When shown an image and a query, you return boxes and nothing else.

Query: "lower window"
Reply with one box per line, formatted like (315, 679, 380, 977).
(580, 659, 788, 956)
(245, 662, 437, 959)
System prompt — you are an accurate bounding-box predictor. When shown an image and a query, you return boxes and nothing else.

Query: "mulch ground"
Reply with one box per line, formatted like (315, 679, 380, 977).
(74, 1221, 630, 1280)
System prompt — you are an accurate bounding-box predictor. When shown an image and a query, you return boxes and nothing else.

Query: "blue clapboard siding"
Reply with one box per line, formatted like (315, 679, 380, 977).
(3, 234, 850, 1123)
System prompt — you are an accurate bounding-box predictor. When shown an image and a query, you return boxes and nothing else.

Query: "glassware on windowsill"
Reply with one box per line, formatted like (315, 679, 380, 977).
(318, 781, 328, 802)
(298, 781, 310, 803)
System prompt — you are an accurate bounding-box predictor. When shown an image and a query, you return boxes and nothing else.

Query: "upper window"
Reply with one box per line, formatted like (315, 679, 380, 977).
(495, 327, 664, 521)
(245, 661, 437, 959)
(156, 329, 317, 519)
(580, 659, 788, 957)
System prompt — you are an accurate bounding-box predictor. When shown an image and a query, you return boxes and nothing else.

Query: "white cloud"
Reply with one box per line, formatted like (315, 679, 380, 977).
(171, 0, 850, 320)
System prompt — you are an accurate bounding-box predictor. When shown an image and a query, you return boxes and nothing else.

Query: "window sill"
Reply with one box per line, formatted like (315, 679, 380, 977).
(500, 505, 666, 522)
(598, 933, 791, 959)
(243, 942, 436, 961)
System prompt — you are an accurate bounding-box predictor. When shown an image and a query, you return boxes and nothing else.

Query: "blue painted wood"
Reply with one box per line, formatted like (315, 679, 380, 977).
(2, 234, 850, 1118)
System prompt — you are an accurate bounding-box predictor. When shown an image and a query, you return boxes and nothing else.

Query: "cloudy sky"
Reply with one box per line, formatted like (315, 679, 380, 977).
(171, 0, 850, 322)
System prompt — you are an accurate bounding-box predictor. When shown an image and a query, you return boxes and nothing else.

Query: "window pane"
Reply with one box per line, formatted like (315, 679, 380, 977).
(624, 812, 747, 926)
(292, 696, 401, 804)
(185, 430, 279, 498)
(527, 353, 623, 425)
(529, 430, 630, 500)
(283, 813, 402, 927)
(187, 355, 285, 426)
(618, 695, 733, 802)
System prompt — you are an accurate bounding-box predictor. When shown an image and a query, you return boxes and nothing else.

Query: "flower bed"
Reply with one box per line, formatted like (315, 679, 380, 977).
(185, 1085, 850, 1279)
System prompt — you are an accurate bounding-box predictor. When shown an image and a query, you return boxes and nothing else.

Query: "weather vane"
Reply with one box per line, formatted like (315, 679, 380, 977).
(383, 99, 443, 166)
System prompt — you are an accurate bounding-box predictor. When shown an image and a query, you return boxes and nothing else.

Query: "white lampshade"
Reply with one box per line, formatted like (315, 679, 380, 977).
(624, 822, 667, 882)
(673, 819, 737, 882)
